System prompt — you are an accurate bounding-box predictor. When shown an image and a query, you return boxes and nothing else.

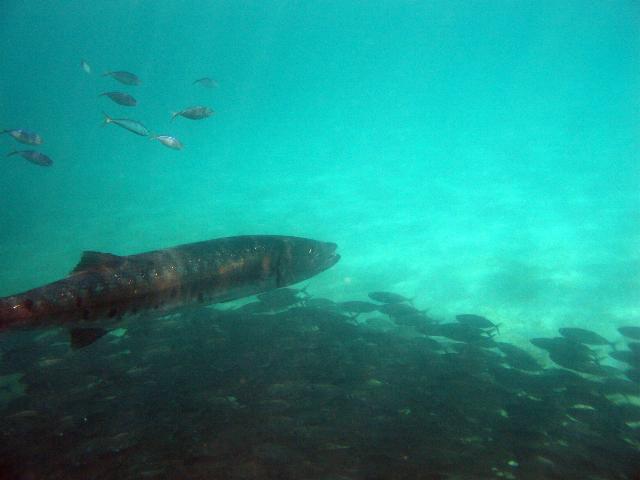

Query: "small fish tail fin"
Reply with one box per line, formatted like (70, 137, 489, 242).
(101, 71, 111, 77)
(148, 132, 158, 141)
(6, 150, 18, 157)
(102, 112, 112, 126)
(80, 59, 92, 74)
(170, 112, 178, 121)
(0, 129, 8, 135)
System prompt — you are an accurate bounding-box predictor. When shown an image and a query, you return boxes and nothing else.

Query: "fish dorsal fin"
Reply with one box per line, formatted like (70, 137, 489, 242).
(71, 251, 124, 273)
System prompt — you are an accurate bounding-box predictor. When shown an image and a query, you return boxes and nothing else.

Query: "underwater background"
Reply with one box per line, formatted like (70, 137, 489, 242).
(0, 1, 639, 479)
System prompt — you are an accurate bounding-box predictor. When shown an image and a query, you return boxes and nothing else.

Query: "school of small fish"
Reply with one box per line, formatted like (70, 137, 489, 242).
(2, 59, 219, 166)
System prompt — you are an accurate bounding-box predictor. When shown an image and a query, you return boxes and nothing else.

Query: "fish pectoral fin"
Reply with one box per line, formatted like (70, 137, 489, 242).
(71, 251, 124, 274)
(70, 327, 109, 349)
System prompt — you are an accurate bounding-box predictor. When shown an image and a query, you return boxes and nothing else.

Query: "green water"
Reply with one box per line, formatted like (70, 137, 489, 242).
(1, 0, 639, 341)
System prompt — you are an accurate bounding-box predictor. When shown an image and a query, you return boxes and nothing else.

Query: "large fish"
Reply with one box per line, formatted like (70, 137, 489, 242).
(0, 235, 340, 348)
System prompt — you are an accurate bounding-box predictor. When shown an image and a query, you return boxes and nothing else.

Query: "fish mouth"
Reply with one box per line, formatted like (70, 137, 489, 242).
(322, 242, 341, 270)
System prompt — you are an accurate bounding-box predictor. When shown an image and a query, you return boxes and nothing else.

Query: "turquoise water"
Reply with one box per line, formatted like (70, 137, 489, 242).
(1, 1, 639, 340)
(1, 3, 640, 478)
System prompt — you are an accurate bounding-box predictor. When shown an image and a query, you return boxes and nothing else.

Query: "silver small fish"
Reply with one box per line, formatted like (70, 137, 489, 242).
(1, 129, 43, 145)
(102, 112, 149, 136)
(80, 59, 91, 74)
(7, 150, 53, 166)
(99, 92, 137, 107)
(103, 71, 141, 85)
(171, 106, 213, 121)
(193, 77, 218, 88)
(151, 135, 183, 150)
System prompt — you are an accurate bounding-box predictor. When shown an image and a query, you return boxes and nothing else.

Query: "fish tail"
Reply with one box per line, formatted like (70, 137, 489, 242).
(0, 130, 8, 135)
(101, 71, 111, 77)
(6, 150, 18, 157)
(102, 112, 112, 125)
(170, 112, 178, 121)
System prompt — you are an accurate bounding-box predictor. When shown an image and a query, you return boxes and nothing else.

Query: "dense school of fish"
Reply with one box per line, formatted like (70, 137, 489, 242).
(0, 286, 638, 479)
(1, 59, 218, 166)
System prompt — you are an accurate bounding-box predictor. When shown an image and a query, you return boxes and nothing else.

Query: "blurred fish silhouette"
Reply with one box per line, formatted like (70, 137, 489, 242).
(1, 129, 43, 145)
(80, 59, 91, 74)
(99, 92, 137, 107)
(171, 106, 213, 121)
(193, 77, 218, 88)
(103, 70, 141, 85)
(7, 150, 52, 166)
